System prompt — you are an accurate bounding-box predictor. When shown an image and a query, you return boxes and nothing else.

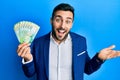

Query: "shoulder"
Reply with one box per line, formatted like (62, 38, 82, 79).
(33, 32, 50, 44)
(70, 32, 87, 50)
(70, 32, 86, 40)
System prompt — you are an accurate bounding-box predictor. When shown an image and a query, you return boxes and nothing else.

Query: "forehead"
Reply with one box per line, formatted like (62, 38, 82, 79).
(54, 10, 73, 19)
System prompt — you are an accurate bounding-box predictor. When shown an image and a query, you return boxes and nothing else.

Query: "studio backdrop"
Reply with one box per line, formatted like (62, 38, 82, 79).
(0, 0, 120, 80)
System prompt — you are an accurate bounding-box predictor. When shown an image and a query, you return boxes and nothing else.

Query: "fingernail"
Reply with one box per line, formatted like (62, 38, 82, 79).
(112, 45, 116, 48)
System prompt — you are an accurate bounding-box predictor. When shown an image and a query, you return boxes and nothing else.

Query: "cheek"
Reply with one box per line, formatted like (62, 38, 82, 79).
(67, 25, 72, 30)
(52, 25, 58, 32)
(69, 24, 73, 28)
(53, 23, 61, 29)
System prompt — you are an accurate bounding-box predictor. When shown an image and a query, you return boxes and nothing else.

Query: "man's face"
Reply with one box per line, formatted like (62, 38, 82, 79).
(51, 10, 73, 43)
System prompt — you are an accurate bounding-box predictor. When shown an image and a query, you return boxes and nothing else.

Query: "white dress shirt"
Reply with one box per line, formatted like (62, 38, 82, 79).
(49, 34, 73, 80)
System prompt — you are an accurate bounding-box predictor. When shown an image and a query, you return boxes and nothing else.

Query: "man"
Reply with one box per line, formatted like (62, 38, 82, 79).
(17, 3, 120, 80)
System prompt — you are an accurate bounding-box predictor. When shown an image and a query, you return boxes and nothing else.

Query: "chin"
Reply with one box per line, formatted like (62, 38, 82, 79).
(58, 35, 67, 41)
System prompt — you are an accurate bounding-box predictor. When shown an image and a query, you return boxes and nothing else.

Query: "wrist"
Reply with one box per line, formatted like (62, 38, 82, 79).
(24, 54, 33, 62)
(97, 53, 106, 62)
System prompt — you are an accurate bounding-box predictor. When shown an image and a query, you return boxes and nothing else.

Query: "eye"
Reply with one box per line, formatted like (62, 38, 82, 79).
(66, 20, 72, 24)
(55, 18, 62, 23)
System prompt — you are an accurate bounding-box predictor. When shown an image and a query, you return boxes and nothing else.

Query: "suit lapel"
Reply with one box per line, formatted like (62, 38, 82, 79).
(70, 32, 78, 79)
(43, 33, 50, 78)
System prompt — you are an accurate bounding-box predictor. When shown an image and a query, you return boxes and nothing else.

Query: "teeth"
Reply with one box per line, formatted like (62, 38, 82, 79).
(59, 30, 65, 33)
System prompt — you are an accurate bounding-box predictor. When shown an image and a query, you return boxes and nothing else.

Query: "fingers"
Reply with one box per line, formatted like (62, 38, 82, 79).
(107, 50, 117, 59)
(17, 43, 31, 58)
(17, 43, 30, 53)
(107, 50, 120, 59)
(116, 51, 120, 56)
(21, 47, 30, 57)
(99, 45, 120, 60)
(106, 45, 116, 50)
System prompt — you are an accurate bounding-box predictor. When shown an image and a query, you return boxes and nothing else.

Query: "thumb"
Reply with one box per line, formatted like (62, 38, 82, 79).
(106, 45, 116, 50)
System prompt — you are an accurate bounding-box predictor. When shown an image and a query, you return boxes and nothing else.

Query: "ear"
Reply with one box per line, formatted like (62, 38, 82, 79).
(50, 18, 53, 24)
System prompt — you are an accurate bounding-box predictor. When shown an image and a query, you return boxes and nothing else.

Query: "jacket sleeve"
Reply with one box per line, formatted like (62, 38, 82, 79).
(22, 60, 35, 77)
(84, 53, 105, 75)
(82, 35, 104, 74)
(22, 42, 36, 77)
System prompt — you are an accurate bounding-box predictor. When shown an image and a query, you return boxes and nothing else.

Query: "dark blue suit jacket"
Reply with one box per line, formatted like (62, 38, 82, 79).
(22, 32, 104, 80)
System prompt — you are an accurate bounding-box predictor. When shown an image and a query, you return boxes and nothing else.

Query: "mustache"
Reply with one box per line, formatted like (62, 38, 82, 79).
(57, 28, 65, 30)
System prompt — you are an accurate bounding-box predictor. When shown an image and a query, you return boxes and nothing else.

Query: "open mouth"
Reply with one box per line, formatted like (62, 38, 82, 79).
(56, 29, 66, 38)
(58, 29, 65, 34)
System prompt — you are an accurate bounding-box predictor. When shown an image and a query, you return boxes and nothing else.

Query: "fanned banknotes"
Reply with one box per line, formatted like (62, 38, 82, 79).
(14, 21, 40, 43)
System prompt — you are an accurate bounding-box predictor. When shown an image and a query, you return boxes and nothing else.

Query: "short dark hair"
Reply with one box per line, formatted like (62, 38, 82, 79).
(52, 3, 74, 20)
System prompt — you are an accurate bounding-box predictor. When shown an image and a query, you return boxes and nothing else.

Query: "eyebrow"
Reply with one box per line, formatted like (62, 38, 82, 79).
(66, 17, 73, 20)
(54, 15, 73, 20)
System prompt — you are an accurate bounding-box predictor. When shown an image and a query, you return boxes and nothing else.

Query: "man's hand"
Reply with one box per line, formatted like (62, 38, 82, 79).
(17, 43, 33, 62)
(98, 45, 120, 60)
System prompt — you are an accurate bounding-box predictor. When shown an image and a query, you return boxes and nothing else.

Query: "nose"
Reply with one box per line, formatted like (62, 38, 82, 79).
(60, 21, 65, 29)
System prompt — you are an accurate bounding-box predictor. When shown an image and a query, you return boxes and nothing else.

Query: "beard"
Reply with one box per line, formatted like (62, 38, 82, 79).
(52, 27, 69, 42)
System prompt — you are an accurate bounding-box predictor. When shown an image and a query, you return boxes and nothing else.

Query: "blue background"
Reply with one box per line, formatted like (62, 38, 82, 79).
(0, 0, 120, 80)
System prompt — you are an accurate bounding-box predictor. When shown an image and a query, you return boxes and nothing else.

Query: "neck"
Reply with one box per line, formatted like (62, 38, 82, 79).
(52, 33, 68, 44)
